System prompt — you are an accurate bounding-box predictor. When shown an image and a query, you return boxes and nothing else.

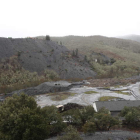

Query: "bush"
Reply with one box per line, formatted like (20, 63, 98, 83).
(92, 108, 119, 131)
(0, 94, 66, 139)
(82, 121, 96, 134)
(44, 69, 59, 80)
(62, 106, 95, 127)
(0, 56, 59, 94)
(120, 106, 140, 128)
(42, 106, 66, 135)
(57, 125, 83, 140)
(0, 93, 50, 140)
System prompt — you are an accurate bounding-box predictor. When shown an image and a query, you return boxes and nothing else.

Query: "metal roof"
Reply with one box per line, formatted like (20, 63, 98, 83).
(95, 100, 140, 111)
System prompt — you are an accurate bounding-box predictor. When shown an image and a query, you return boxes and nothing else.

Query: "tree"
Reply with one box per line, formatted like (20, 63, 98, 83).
(75, 48, 78, 56)
(0, 93, 50, 140)
(62, 108, 82, 126)
(42, 106, 66, 135)
(46, 35, 50, 40)
(84, 55, 87, 61)
(57, 125, 83, 140)
(62, 106, 95, 127)
(110, 58, 116, 64)
(72, 50, 75, 56)
(82, 121, 96, 134)
(120, 106, 140, 127)
(92, 108, 119, 131)
(79, 106, 95, 125)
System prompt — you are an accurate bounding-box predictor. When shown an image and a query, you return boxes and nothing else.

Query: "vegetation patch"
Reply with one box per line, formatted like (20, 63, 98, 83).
(84, 91, 98, 94)
(0, 56, 59, 94)
(50, 92, 76, 101)
(99, 96, 119, 101)
(114, 90, 130, 95)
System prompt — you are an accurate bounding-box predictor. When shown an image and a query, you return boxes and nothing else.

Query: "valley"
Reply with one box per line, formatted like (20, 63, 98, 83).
(1, 35, 140, 140)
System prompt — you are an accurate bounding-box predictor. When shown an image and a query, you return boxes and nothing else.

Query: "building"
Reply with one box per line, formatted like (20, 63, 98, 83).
(93, 100, 140, 116)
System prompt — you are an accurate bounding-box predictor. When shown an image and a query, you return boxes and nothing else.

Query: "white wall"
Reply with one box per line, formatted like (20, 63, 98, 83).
(93, 102, 97, 112)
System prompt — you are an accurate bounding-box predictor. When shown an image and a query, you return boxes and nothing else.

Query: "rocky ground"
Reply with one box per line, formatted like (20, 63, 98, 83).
(0, 37, 96, 79)
(47, 130, 140, 140)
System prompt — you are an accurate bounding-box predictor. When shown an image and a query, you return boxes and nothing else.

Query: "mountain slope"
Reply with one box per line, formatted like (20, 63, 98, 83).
(51, 35, 140, 53)
(49, 35, 140, 78)
(117, 35, 140, 43)
(0, 37, 96, 79)
(50, 35, 140, 62)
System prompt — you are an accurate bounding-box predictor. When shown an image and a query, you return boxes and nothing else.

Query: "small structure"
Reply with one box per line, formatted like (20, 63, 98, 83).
(82, 80, 90, 85)
(95, 59, 97, 63)
(56, 105, 64, 112)
(93, 100, 140, 116)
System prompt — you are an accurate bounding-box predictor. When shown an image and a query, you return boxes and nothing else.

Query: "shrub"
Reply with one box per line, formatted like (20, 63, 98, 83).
(82, 121, 96, 134)
(120, 106, 140, 128)
(0, 56, 59, 94)
(0, 93, 50, 140)
(92, 108, 119, 131)
(44, 69, 59, 80)
(57, 125, 83, 140)
(62, 106, 95, 127)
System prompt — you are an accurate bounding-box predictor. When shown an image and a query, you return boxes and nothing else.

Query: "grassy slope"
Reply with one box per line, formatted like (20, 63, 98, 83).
(117, 34, 140, 43)
(51, 36, 140, 78)
(36, 35, 140, 64)
(51, 35, 140, 61)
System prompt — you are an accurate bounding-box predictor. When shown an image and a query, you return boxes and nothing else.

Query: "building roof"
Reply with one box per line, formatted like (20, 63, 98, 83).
(95, 100, 140, 112)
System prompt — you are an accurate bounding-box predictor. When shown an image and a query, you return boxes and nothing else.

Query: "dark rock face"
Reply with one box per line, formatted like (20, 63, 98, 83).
(63, 103, 84, 112)
(0, 37, 96, 79)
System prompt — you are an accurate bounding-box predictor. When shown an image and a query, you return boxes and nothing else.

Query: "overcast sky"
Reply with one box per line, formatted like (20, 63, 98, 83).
(0, 0, 140, 38)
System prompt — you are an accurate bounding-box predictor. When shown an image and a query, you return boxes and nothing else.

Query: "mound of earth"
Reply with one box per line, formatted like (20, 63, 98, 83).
(0, 37, 96, 79)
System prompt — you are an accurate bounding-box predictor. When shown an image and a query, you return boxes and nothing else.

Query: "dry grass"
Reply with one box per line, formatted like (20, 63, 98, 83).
(114, 90, 130, 95)
(99, 96, 119, 101)
(49, 92, 77, 101)
(84, 91, 98, 94)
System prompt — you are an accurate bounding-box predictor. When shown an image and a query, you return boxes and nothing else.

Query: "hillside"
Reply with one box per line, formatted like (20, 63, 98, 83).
(51, 35, 140, 54)
(49, 35, 140, 78)
(0, 37, 96, 80)
(117, 34, 140, 43)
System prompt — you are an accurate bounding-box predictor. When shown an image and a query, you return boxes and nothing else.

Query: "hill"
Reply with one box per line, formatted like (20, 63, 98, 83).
(0, 37, 96, 80)
(117, 34, 140, 43)
(51, 35, 140, 54)
(49, 35, 140, 78)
